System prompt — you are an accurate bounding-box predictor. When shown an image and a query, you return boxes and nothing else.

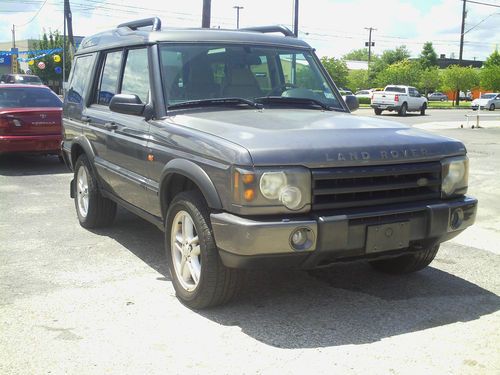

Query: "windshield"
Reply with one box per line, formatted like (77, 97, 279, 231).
(480, 94, 496, 99)
(0, 88, 62, 108)
(159, 44, 343, 110)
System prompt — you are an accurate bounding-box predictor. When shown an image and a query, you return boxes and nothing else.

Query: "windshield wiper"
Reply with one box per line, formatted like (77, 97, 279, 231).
(254, 96, 342, 111)
(168, 97, 263, 110)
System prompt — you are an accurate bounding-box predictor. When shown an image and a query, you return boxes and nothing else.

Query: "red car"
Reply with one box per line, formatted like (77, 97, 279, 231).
(0, 84, 63, 155)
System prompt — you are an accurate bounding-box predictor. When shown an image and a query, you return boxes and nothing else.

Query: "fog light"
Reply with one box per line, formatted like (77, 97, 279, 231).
(450, 208, 464, 230)
(290, 227, 313, 250)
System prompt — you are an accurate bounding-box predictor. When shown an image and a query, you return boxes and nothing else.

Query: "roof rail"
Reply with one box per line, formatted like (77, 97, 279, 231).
(117, 17, 162, 31)
(239, 25, 295, 37)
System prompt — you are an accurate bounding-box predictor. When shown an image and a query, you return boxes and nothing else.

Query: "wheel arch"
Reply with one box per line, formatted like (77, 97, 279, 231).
(70, 136, 96, 168)
(159, 159, 223, 219)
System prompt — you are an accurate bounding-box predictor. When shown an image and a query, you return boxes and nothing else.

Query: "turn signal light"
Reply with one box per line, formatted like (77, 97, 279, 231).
(244, 188, 255, 201)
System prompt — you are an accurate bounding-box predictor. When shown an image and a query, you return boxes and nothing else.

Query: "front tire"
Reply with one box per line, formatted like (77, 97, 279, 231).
(420, 102, 427, 115)
(398, 103, 407, 116)
(369, 245, 439, 274)
(489, 104, 495, 111)
(165, 191, 242, 309)
(74, 154, 116, 228)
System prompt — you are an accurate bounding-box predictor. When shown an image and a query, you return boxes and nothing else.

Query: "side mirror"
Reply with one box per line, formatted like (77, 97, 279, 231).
(344, 95, 359, 112)
(109, 94, 145, 116)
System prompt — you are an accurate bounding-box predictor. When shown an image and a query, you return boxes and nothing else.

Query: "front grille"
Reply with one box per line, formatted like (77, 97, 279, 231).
(311, 162, 441, 210)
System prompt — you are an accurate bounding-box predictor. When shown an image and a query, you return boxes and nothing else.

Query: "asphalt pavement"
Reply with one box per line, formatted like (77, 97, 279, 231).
(1, 109, 499, 375)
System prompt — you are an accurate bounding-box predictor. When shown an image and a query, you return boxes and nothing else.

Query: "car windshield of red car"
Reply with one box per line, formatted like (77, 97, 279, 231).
(0, 87, 62, 108)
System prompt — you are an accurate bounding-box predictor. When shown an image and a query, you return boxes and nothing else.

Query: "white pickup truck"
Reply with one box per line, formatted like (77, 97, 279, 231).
(371, 85, 428, 116)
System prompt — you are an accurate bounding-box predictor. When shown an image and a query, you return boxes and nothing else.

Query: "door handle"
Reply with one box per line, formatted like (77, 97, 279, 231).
(104, 122, 118, 130)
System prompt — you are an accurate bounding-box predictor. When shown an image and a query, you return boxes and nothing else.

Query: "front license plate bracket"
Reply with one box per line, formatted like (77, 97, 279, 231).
(366, 221, 410, 254)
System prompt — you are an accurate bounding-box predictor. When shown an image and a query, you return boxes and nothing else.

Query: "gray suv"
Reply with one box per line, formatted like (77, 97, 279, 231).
(62, 18, 477, 308)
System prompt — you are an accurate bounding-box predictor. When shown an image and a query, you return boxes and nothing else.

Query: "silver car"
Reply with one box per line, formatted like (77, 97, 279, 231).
(471, 93, 500, 111)
(427, 92, 448, 102)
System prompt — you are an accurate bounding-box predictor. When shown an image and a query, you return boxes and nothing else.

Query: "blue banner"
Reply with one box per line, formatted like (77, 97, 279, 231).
(0, 55, 12, 65)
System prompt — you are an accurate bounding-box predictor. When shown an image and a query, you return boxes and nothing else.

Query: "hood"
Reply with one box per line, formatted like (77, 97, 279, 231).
(166, 108, 466, 167)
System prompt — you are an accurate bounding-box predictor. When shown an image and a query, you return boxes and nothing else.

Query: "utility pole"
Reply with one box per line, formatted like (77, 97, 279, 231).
(63, 0, 67, 88)
(233, 6, 243, 29)
(202, 0, 211, 28)
(293, 0, 299, 37)
(457, 0, 467, 105)
(11, 24, 15, 48)
(65, 0, 75, 52)
(364, 27, 376, 64)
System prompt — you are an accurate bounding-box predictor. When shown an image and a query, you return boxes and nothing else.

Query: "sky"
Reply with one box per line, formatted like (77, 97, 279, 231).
(1, 0, 499, 61)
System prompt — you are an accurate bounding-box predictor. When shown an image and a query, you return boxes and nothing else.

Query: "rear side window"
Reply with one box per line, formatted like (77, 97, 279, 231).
(97, 51, 123, 106)
(0, 88, 62, 108)
(67, 54, 95, 105)
(121, 48, 150, 103)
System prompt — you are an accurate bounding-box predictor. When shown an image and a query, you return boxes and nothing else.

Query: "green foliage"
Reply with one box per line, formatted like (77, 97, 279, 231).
(480, 65, 500, 91)
(418, 42, 438, 69)
(484, 49, 500, 68)
(343, 48, 370, 61)
(376, 59, 422, 87)
(418, 67, 441, 95)
(347, 69, 370, 92)
(320, 56, 349, 88)
(28, 30, 71, 85)
(369, 45, 410, 82)
(441, 65, 480, 92)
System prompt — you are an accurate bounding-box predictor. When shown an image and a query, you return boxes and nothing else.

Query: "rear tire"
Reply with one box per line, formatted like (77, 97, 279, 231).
(374, 108, 382, 115)
(165, 191, 242, 309)
(369, 245, 439, 274)
(420, 102, 427, 115)
(74, 154, 117, 228)
(398, 103, 407, 116)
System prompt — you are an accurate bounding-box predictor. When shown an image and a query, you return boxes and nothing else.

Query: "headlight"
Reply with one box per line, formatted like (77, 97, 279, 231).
(232, 167, 311, 211)
(441, 156, 468, 198)
(260, 172, 287, 199)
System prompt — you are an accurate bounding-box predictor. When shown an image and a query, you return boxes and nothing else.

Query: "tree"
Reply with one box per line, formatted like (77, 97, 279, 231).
(441, 65, 480, 105)
(418, 42, 438, 69)
(376, 60, 422, 87)
(418, 67, 441, 95)
(347, 69, 370, 92)
(343, 48, 370, 61)
(480, 65, 500, 91)
(320, 57, 349, 88)
(484, 49, 500, 68)
(28, 30, 71, 91)
(369, 45, 410, 82)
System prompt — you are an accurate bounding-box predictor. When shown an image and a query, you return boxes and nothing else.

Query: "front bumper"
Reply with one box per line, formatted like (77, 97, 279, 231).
(0, 134, 61, 154)
(211, 196, 477, 269)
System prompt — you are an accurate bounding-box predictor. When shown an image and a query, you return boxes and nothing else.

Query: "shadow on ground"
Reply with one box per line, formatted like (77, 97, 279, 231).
(90, 207, 500, 349)
(0, 154, 69, 176)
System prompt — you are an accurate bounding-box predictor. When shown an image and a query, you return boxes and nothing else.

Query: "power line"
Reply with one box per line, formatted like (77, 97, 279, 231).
(15, 0, 48, 27)
(466, 0, 500, 8)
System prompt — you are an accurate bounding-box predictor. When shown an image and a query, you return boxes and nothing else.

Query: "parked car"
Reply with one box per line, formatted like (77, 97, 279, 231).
(0, 74, 43, 85)
(0, 84, 63, 155)
(62, 18, 476, 308)
(428, 92, 448, 102)
(355, 90, 372, 99)
(459, 91, 472, 101)
(371, 85, 428, 116)
(471, 93, 500, 111)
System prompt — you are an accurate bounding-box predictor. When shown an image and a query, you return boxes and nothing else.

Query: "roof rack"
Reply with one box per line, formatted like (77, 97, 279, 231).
(239, 25, 295, 37)
(118, 17, 162, 31)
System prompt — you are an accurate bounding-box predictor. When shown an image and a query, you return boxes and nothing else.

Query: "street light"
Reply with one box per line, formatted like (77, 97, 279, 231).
(233, 5, 243, 29)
